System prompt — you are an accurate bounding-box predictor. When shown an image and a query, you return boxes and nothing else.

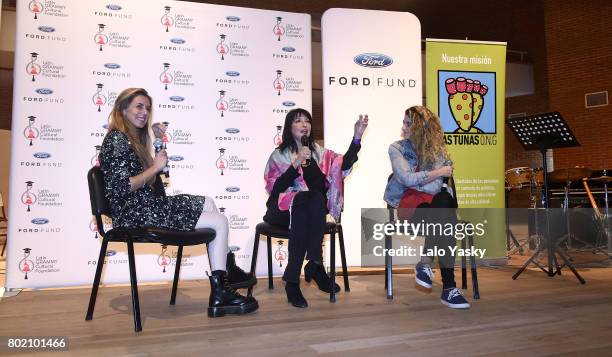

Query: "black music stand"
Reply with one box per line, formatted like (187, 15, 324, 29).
(506, 112, 585, 283)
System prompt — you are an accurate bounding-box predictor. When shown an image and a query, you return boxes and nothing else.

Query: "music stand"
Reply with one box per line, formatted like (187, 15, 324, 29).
(506, 112, 585, 284)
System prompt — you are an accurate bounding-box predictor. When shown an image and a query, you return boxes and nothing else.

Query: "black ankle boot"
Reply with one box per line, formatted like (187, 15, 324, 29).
(208, 270, 259, 318)
(226, 251, 257, 289)
(304, 261, 340, 293)
(285, 281, 308, 308)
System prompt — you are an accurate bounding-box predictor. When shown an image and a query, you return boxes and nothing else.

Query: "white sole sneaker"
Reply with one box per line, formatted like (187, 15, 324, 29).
(415, 277, 432, 289)
(440, 299, 470, 309)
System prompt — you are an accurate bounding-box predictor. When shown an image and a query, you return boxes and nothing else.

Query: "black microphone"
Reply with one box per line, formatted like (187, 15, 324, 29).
(300, 135, 310, 167)
(153, 138, 170, 178)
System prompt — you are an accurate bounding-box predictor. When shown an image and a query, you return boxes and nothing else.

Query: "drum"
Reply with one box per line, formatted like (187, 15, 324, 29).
(532, 167, 544, 186)
(505, 167, 533, 189)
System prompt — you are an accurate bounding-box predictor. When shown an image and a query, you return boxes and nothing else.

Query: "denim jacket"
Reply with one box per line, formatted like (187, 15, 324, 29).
(383, 139, 447, 208)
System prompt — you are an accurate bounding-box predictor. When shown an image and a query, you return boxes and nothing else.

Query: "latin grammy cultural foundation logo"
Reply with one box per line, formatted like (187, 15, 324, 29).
(216, 148, 228, 175)
(160, 63, 173, 90)
(28, 0, 68, 19)
(94, 23, 131, 51)
(158, 245, 171, 272)
(161, 6, 195, 31)
(29, 0, 44, 19)
(91, 145, 101, 167)
(216, 90, 249, 117)
(19, 248, 35, 279)
(161, 6, 174, 32)
(24, 116, 39, 146)
(94, 24, 108, 51)
(90, 215, 113, 239)
(26, 52, 41, 81)
(229, 212, 250, 230)
(25, 52, 66, 81)
(275, 240, 287, 267)
(22, 181, 37, 212)
(159, 63, 194, 90)
(273, 16, 304, 40)
(169, 127, 195, 145)
(274, 125, 283, 146)
(273, 16, 285, 41)
(273, 70, 285, 95)
(92, 83, 117, 112)
(216, 34, 249, 59)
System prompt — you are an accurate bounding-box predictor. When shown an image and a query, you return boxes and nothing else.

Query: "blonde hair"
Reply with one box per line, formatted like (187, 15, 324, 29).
(107, 88, 155, 183)
(405, 106, 450, 169)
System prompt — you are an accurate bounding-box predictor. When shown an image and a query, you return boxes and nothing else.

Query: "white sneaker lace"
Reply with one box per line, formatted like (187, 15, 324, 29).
(423, 264, 434, 279)
(447, 288, 463, 300)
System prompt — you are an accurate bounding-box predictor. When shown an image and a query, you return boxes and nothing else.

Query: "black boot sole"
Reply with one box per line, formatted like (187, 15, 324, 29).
(228, 276, 258, 289)
(208, 301, 259, 318)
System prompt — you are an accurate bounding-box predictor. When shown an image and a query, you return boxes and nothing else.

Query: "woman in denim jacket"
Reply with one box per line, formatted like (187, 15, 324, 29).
(383, 106, 469, 309)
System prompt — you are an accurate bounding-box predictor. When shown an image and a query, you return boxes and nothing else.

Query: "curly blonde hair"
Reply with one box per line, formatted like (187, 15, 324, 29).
(405, 106, 450, 169)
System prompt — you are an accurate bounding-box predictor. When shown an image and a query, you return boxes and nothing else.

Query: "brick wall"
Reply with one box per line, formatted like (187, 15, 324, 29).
(543, 0, 612, 171)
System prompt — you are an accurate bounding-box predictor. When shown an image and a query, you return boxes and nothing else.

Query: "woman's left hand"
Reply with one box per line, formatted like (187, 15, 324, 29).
(152, 122, 167, 138)
(354, 114, 369, 139)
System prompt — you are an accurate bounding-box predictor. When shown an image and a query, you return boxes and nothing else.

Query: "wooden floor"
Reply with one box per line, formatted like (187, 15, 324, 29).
(1, 265, 611, 356)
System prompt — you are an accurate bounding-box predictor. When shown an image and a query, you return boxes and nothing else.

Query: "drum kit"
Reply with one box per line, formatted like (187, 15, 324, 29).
(505, 165, 611, 257)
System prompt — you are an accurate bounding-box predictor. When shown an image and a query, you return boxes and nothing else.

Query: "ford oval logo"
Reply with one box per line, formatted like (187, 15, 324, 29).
(36, 88, 53, 95)
(170, 38, 186, 44)
(225, 71, 240, 77)
(225, 128, 240, 134)
(282, 101, 296, 107)
(229, 245, 240, 252)
(33, 152, 51, 159)
(106, 4, 122, 10)
(31, 218, 49, 225)
(282, 46, 296, 53)
(169, 96, 184, 102)
(104, 63, 121, 69)
(168, 155, 184, 161)
(38, 26, 55, 33)
(106, 250, 117, 257)
(102, 123, 109, 129)
(353, 53, 393, 68)
(226, 16, 240, 22)
(226, 186, 240, 193)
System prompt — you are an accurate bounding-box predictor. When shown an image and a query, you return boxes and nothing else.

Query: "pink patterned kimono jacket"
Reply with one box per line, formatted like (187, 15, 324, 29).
(264, 143, 351, 222)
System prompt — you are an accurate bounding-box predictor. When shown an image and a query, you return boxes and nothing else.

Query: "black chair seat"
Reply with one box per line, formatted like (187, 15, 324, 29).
(253, 222, 338, 239)
(106, 227, 215, 245)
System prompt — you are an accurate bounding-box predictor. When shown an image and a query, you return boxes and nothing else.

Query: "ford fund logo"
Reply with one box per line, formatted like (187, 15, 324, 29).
(353, 53, 393, 68)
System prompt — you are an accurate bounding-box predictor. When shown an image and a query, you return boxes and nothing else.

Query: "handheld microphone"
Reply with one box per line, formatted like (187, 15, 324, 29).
(153, 138, 170, 178)
(300, 135, 310, 167)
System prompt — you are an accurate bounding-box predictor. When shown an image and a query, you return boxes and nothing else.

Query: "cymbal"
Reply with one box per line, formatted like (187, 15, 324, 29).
(589, 175, 612, 183)
(548, 167, 593, 183)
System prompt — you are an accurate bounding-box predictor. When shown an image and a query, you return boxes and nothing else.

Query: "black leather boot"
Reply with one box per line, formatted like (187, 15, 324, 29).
(208, 270, 258, 318)
(226, 251, 257, 289)
(285, 281, 308, 308)
(304, 261, 340, 293)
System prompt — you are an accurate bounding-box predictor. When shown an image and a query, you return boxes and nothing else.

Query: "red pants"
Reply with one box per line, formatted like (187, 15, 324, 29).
(398, 188, 433, 221)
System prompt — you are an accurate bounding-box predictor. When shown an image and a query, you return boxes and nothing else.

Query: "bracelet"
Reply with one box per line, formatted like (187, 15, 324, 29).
(421, 171, 429, 182)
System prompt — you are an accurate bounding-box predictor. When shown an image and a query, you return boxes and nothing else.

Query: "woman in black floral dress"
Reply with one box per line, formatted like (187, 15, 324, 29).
(99, 88, 257, 317)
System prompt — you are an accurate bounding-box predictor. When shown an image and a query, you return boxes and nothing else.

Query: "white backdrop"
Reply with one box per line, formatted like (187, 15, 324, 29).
(7, 0, 311, 288)
(321, 8, 422, 266)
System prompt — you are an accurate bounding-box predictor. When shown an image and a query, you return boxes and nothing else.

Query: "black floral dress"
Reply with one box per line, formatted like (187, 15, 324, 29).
(99, 130, 204, 231)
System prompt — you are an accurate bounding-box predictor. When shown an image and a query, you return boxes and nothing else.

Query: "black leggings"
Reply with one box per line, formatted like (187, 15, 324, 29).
(263, 191, 327, 283)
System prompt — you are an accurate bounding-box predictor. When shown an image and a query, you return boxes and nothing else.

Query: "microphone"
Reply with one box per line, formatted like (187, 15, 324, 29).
(153, 138, 170, 178)
(300, 135, 310, 167)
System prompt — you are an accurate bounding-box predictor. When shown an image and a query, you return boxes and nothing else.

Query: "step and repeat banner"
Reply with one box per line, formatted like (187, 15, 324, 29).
(425, 39, 507, 259)
(322, 9, 423, 266)
(7, 0, 311, 288)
